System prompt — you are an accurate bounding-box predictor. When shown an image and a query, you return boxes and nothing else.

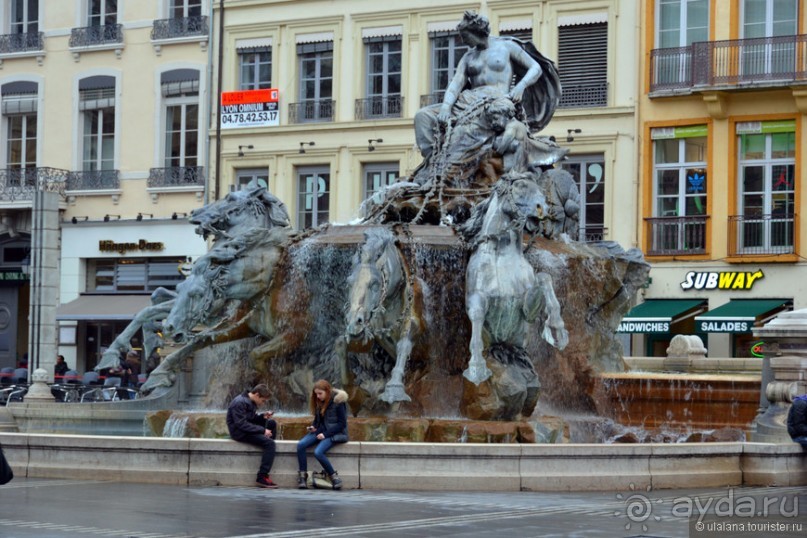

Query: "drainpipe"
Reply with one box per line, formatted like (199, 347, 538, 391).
(633, 0, 642, 252)
(203, 0, 215, 205)
(213, 0, 225, 202)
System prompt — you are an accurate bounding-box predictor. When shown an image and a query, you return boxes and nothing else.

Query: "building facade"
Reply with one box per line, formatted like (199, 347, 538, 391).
(626, 0, 807, 357)
(0, 0, 211, 375)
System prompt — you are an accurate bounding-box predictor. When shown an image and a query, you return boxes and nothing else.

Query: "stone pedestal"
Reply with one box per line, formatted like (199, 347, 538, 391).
(751, 309, 807, 442)
(23, 368, 55, 402)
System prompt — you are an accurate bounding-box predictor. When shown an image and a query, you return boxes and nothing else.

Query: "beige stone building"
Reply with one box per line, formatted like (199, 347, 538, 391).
(624, 0, 807, 358)
(213, 0, 639, 239)
(0, 1, 212, 376)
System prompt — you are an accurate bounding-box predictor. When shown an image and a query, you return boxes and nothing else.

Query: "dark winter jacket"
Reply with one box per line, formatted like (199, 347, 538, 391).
(311, 389, 348, 441)
(787, 395, 807, 439)
(226, 392, 267, 441)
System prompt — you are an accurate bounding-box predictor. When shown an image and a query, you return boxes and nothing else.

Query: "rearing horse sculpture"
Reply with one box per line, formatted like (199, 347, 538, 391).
(340, 228, 425, 403)
(461, 171, 569, 384)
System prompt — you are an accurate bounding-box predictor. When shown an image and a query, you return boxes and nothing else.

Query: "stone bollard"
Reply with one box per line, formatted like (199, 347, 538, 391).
(664, 334, 707, 372)
(23, 368, 56, 402)
(751, 309, 807, 442)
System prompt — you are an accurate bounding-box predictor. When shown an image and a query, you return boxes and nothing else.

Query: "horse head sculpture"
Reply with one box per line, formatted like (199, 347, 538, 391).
(190, 187, 290, 241)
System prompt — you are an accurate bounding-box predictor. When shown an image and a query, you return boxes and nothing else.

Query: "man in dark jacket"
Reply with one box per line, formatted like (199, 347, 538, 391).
(787, 394, 807, 448)
(226, 384, 279, 488)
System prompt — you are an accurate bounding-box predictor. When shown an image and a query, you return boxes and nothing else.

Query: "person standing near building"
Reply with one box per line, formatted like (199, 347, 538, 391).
(54, 355, 69, 377)
(787, 394, 807, 448)
(227, 384, 279, 488)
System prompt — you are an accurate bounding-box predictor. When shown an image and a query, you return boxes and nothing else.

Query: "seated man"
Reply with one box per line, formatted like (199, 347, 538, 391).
(787, 393, 807, 448)
(226, 384, 279, 488)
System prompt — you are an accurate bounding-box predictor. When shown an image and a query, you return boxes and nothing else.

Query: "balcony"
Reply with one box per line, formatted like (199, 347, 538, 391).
(70, 24, 123, 48)
(580, 226, 608, 243)
(289, 100, 334, 124)
(650, 34, 807, 93)
(728, 213, 796, 257)
(151, 16, 208, 40)
(559, 82, 608, 108)
(0, 168, 68, 203)
(0, 31, 43, 54)
(148, 166, 205, 188)
(66, 169, 120, 191)
(355, 95, 403, 120)
(645, 215, 708, 256)
(419, 92, 445, 108)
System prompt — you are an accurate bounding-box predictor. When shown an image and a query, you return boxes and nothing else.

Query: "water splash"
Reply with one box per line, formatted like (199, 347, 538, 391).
(163, 415, 189, 437)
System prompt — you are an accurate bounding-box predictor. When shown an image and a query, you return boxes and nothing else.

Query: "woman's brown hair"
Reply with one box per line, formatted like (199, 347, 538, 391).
(310, 379, 332, 416)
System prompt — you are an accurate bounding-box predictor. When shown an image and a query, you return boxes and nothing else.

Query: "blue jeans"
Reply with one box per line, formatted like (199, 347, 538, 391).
(793, 435, 807, 448)
(297, 432, 335, 475)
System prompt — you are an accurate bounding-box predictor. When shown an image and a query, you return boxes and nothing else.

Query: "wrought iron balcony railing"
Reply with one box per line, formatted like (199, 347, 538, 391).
(151, 16, 209, 40)
(69, 24, 123, 48)
(645, 215, 708, 256)
(288, 99, 335, 123)
(0, 31, 44, 54)
(559, 82, 608, 108)
(728, 213, 796, 257)
(580, 226, 608, 242)
(148, 166, 205, 188)
(66, 169, 120, 191)
(419, 92, 445, 108)
(355, 95, 403, 120)
(0, 167, 68, 202)
(651, 34, 807, 92)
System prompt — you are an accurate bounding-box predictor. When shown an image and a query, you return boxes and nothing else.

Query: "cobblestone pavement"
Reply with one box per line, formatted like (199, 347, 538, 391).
(0, 478, 805, 537)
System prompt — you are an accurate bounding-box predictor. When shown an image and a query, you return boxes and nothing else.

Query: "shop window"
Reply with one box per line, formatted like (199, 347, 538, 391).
(87, 257, 186, 292)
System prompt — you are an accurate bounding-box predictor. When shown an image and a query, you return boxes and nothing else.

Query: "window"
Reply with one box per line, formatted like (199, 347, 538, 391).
(2, 81, 38, 177)
(559, 155, 605, 241)
(500, 28, 532, 41)
(430, 33, 468, 99)
(653, 0, 708, 88)
(735, 121, 795, 254)
(363, 162, 398, 199)
(170, 0, 202, 18)
(88, 257, 186, 292)
(360, 36, 402, 119)
(236, 168, 268, 190)
(558, 22, 607, 107)
(10, 0, 38, 34)
(741, 0, 798, 77)
(295, 42, 333, 122)
(650, 126, 708, 254)
(239, 47, 272, 90)
(297, 166, 329, 229)
(79, 77, 116, 172)
(89, 0, 117, 26)
(162, 71, 200, 169)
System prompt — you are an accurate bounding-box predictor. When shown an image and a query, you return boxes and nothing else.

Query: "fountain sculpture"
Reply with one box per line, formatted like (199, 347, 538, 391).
(97, 11, 649, 423)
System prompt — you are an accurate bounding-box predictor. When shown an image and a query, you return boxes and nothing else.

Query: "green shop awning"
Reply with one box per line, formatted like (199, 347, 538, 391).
(617, 299, 707, 333)
(695, 299, 791, 333)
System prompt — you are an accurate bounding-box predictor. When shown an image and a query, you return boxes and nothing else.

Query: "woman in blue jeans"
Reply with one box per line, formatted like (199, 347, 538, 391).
(297, 379, 349, 489)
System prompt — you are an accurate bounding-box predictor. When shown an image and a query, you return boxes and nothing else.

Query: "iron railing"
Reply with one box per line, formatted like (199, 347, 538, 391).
(559, 83, 608, 108)
(0, 31, 44, 54)
(355, 95, 403, 120)
(288, 99, 335, 123)
(580, 226, 608, 243)
(148, 166, 205, 188)
(66, 169, 120, 191)
(151, 16, 209, 40)
(651, 34, 807, 92)
(645, 215, 708, 256)
(69, 24, 123, 48)
(728, 213, 796, 257)
(0, 168, 68, 202)
(419, 92, 445, 107)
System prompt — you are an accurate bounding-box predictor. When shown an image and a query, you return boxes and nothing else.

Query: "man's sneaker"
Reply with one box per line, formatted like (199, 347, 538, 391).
(329, 472, 343, 490)
(256, 475, 279, 489)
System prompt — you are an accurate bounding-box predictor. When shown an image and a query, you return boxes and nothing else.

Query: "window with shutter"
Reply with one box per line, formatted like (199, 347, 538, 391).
(557, 23, 607, 108)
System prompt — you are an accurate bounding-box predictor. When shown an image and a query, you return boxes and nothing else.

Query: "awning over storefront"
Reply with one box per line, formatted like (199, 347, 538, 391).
(695, 299, 791, 333)
(56, 295, 152, 321)
(617, 299, 707, 333)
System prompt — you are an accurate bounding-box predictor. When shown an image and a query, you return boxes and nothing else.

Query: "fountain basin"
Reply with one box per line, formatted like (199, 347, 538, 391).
(2, 432, 805, 491)
(601, 372, 761, 431)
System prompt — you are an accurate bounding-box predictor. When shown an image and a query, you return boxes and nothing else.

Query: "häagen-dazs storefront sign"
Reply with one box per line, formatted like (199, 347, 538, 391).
(99, 239, 165, 254)
(680, 270, 763, 291)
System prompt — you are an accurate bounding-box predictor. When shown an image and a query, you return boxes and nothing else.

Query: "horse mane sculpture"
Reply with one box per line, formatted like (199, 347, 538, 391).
(461, 171, 569, 384)
(339, 227, 425, 403)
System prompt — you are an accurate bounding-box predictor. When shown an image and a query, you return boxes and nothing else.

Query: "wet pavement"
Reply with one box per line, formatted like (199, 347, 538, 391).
(0, 478, 805, 537)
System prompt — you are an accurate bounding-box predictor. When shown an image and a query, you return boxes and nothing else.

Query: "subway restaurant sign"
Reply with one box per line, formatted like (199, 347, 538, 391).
(681, 270, 764, 291)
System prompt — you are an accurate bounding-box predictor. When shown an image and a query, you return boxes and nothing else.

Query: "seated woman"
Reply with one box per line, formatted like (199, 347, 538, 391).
(296, 379, 349, 490)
